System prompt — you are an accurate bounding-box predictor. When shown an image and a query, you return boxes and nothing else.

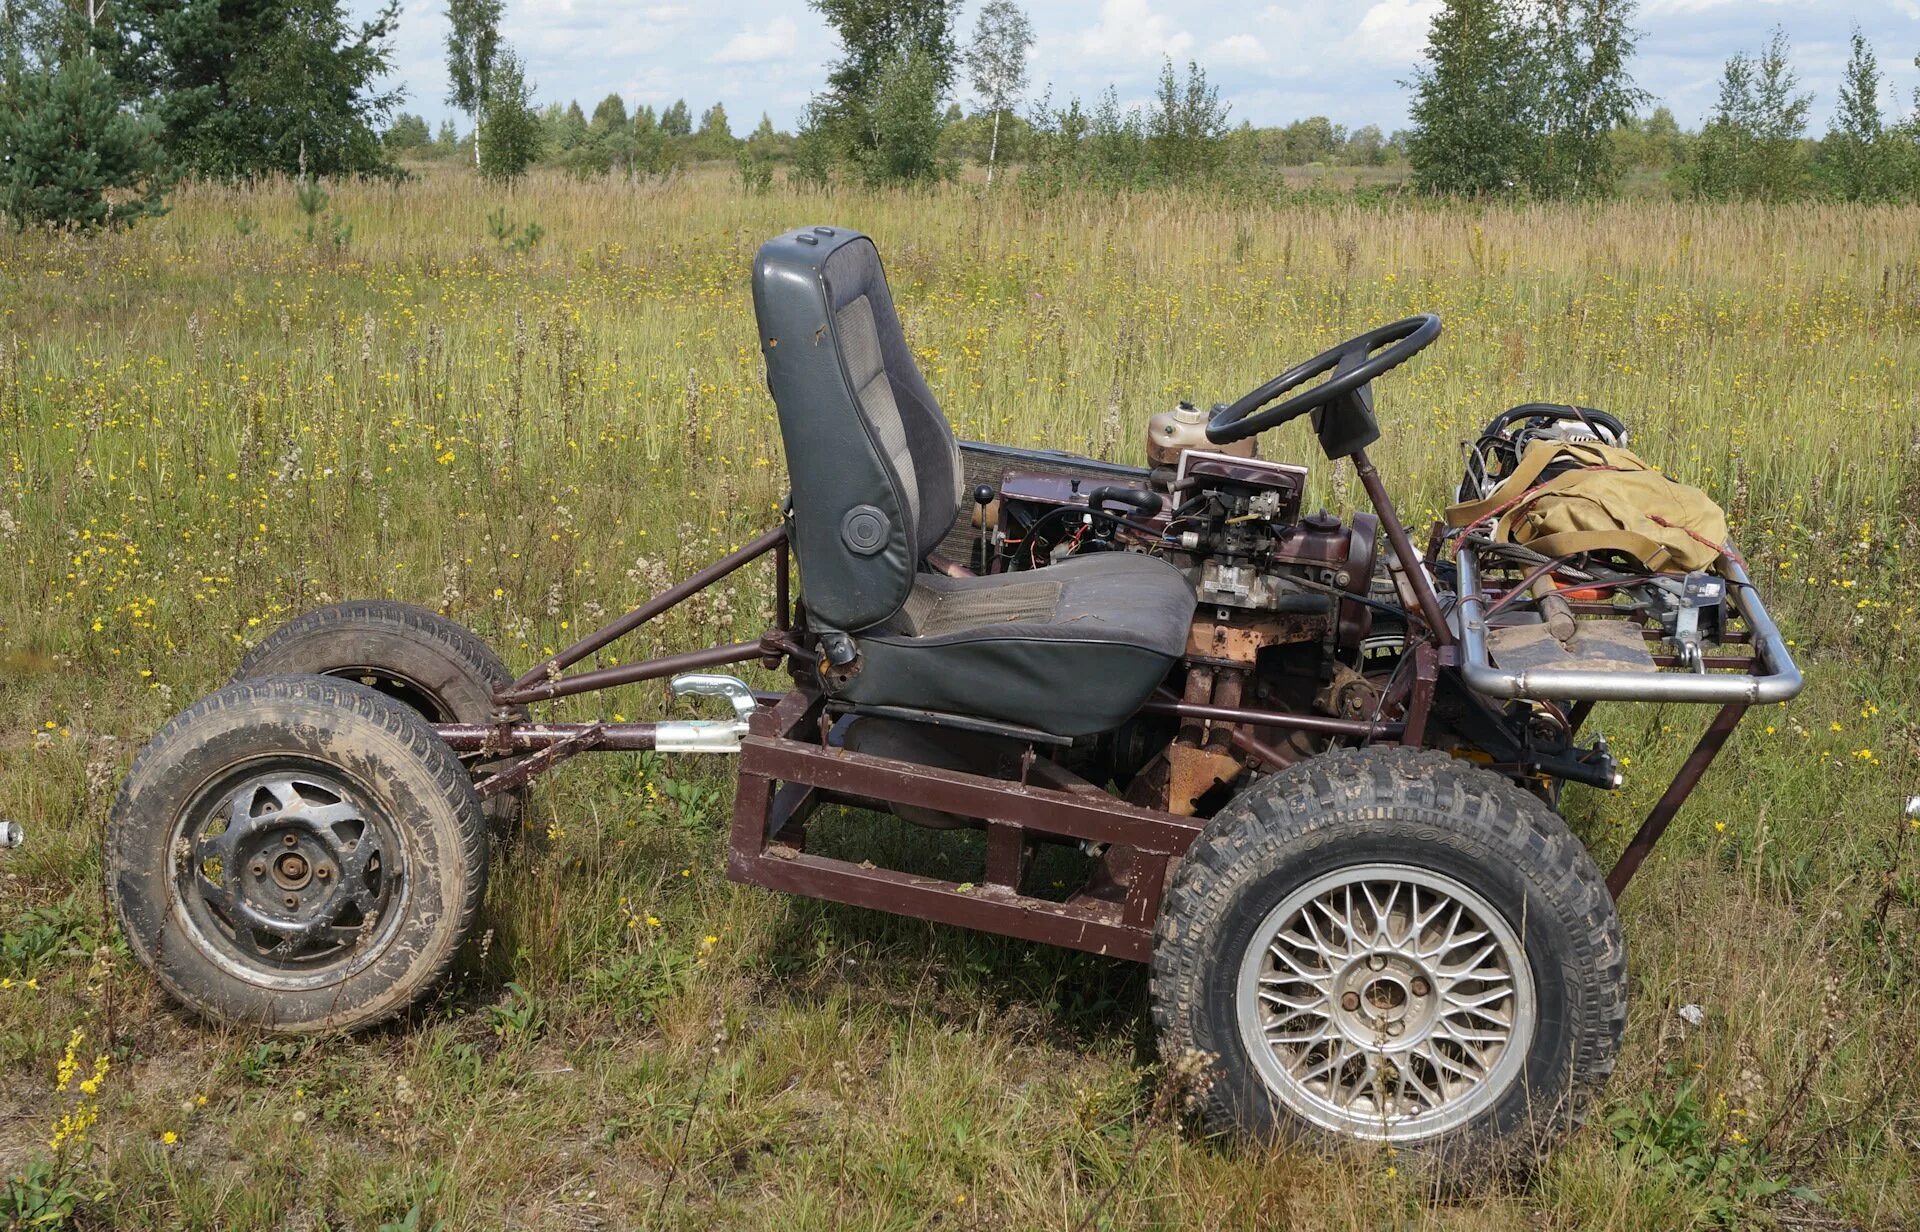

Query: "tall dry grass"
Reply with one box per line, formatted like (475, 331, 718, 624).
(0, 166, 1915, 1229)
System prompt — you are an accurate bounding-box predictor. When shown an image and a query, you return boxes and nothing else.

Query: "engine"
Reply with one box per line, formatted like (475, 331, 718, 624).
(984, 428, 1378, 658)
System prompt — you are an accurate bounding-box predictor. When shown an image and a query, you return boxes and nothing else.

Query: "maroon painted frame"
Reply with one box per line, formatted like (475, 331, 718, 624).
(428, 442, 1768, 960)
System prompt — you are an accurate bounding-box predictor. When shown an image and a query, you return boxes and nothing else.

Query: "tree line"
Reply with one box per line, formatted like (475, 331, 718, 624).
(1408, 0, 1920, 202)
(6, 0, 1920, 231)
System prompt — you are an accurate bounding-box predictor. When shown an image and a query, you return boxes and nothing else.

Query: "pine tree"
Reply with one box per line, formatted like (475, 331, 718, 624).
(693, 101, 733, 160)
(0, 51, 167, 228)
(660, 98, 690, 137)
(588, 92, 636, 173)
(109, 0, 402, 179)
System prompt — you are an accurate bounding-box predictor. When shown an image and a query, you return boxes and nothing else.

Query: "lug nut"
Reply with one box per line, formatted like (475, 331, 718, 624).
(1386, 1021, 1404, 1037)
(1367, 954, 1386, 971)
(315, 866, 330, 880)
(1411, 976, 1430, 997)
(251, 861, 266, 877)
(1340, 991, 1361, 1012)
(282, 833, 298, 847)
(283, 895, 297, 909)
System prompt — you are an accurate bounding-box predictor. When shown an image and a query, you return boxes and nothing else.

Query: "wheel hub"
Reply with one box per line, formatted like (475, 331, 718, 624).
(1236, 864, 1535, 1142)
(178, 770, 399, 974)
(1331, 953, 1436, 1042)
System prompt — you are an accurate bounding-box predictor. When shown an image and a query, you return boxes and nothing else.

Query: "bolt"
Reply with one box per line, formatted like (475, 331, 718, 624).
(282, 833, 298, 847)
(1386, 1021, 1404, 1037)
(1367, 953, 1387, 971)
(1410, 976, 1430, 997)
(315, 866, 330, 880)
(283, 895, 297, 909)
(1340, 991, 1361, 1012)
(250, 861, 266, 877)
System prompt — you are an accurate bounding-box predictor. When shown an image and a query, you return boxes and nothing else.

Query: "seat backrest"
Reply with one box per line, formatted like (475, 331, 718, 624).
(753, 226, 962, 633)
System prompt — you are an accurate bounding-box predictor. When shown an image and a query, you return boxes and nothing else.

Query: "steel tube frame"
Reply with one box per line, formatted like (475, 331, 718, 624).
(1140, 694, 1405, 741)
(496, 526, 788, 705)
(421, 477, 1793, 924)
(1455, 546, 1802, 704)
(1605, 703, 1746, 896)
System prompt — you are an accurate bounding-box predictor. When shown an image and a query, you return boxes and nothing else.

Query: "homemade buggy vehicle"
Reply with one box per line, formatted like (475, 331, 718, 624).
(108, 226, 1802, 1174)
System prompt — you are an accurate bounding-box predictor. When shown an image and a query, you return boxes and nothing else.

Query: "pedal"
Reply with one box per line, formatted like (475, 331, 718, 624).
(657, 674, 756, 753)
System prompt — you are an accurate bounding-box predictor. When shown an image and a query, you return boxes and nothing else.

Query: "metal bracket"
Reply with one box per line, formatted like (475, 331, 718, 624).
(475, 722, 607, 798)
(657, 674, 756, 753)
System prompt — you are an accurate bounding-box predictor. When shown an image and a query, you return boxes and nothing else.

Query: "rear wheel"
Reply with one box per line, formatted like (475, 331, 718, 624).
(236, 601, 529, 843)
(107, 675, 489, 1033)
(1152, 746, 1624, 1183)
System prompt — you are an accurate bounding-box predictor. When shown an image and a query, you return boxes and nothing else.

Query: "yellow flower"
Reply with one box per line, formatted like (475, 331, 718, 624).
(161, 1130, 178, 1146)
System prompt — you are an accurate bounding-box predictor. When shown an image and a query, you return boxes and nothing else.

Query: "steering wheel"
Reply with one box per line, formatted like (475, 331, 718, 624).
(1206, 314, 1442, 450)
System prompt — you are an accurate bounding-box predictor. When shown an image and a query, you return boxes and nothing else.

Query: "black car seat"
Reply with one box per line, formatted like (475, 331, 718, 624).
(752, 225, 1196, 737)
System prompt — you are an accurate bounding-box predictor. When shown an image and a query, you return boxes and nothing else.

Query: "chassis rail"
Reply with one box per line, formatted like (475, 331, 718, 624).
(420, 468, 1807, 956)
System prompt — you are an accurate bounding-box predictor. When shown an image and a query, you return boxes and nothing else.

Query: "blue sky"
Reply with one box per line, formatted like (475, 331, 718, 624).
(354, 0, 1920, 136)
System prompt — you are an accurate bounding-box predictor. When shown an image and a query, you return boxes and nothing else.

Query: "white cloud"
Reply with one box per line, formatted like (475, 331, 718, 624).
(712, 16, 800, 65)
(1210, 33, 1269, 66)
(1643, 0, 1787, 13)
(1345, 0, 1442, 67)
(1078, 0, 1194, 64)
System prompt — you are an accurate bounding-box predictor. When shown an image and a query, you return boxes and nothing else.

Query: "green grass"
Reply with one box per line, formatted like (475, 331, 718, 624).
(1, 166, 1917, 1229)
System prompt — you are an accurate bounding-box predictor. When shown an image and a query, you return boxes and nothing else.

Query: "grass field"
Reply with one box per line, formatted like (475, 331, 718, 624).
(2, 165, 1918, 1230)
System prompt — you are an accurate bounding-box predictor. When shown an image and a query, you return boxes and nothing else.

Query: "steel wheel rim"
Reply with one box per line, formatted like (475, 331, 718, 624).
(1235, 863, 1535, 1142)
(168, 759, 410, 991)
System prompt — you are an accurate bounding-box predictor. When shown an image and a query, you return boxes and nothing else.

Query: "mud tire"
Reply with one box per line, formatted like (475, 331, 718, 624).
(236, 601, 528, 843)
(107, 675, 488, 1033)
(1151, 746, 1625, 1185)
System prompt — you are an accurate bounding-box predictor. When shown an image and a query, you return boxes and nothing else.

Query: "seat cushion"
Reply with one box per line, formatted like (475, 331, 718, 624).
(834, 553, 1196, 738)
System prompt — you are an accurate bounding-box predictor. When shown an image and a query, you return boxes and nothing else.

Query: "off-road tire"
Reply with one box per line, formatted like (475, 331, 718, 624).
(107, 675, 489, 1033)
(1151, 746, 1625, 1184)
(236, 601, 529, 843)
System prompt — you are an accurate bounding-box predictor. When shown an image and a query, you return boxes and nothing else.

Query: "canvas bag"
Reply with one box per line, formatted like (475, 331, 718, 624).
(1444, 440, 1730, 573)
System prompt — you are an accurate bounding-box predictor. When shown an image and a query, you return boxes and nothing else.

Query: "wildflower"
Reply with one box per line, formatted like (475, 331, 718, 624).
(161, 1130, 178, 1146)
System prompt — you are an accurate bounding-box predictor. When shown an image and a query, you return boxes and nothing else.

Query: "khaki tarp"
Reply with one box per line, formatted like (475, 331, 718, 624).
(1445, 440, 1729, 573)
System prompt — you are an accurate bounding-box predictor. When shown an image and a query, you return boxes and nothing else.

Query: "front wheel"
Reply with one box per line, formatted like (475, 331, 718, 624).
(1151, 746, 1624, 1182)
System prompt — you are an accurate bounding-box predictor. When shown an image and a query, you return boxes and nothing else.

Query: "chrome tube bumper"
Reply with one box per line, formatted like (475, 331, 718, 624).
(1456, 546, 1804, 705)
